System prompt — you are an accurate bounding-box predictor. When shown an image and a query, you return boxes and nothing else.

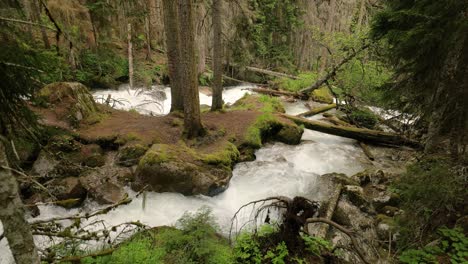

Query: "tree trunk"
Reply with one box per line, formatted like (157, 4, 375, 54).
(211, 0, 223, 111)
(0, 141, 40, 264)
(281, 114, 421, 148)
(32, 0, 50, 49)
(178, 0, 204, 138)
(127, 23, 134, 89)
(162, 0, 184, 111)
(356, 0, 366, 32)
(319, 0, 336, 73)
(145, 16, 152, 60)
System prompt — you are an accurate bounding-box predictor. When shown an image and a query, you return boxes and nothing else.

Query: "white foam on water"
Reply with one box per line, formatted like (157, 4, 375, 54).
(0, 87, 368, 264)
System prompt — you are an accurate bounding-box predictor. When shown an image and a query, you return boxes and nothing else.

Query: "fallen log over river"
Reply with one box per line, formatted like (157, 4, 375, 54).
(280, 114, 422, 148)
(251, 87, 308, 100)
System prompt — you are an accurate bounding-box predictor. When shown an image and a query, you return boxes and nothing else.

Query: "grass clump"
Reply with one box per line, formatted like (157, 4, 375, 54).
(114, 132, 142, 145)
(347, 108, 379, 129)
(258, 95, 285, 113)
(244, 113, 280, 148)
(273, 72, 318, 92)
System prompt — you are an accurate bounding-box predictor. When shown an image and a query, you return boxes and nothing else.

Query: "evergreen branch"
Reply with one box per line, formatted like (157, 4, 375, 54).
(0, 16, 57, 31)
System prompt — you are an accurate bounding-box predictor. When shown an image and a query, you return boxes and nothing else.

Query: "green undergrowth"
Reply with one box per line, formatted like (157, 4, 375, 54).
(399, 227, 467, 264)
(233, 224, 331, 263)
(310, 86, 334, 104)
(392, 157, 468, 251)
(78, 208, 233, 264)
(272, 72, 318, 92)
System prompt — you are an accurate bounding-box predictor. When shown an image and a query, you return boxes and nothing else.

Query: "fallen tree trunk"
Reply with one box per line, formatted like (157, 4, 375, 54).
(280, 114, 422, 148)
(300, 43, 371, 95)
(299, 103, 336, 117)
(244, 66, 299, 79)
(251, 87, 308, 100)
(307, 183, 342, 238)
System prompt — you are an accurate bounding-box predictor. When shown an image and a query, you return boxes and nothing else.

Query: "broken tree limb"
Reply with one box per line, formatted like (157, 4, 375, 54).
(280, 114, 422, 148)
(300, 43, 371, 95)
(359, 142, 375, 161)
(299, 103, 336, 117)
(305, 218, 371, 264)
(251, 87, 308, 100)
(307, 183, 342, 238)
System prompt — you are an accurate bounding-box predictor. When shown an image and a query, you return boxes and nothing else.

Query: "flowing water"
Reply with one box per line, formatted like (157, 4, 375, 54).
(0, 84, 370, 263)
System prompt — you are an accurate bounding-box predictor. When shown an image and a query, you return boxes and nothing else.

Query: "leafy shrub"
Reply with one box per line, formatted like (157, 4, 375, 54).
(399, 227, 468, 264)
(393, 158, 467, 248)
(301, 234, 332, 256)
(80, 207, 232, 264)
(273, 72, 318, 92)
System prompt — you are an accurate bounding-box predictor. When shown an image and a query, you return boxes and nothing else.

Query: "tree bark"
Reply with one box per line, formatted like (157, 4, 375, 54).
(162, 0, 184, 111)
(32, 0, 50, 49)
(319, 0, 336, 73)
(251, 87, 308, 100)
(211, 0, 223, 111)
(281, 114, 421, 148)
(178, 0, 204, 138)
(127, 23, 134, 89)
(0, 141, 40, 264)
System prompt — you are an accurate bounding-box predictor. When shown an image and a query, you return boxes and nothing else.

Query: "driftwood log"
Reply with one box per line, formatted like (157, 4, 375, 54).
(281, 114, 421, 148)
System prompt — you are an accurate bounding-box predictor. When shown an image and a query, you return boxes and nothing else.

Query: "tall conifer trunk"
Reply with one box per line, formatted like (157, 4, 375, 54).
(162, 0, 184, 112)
(211, 0, 223, 111)
(178, 0, 205, 138)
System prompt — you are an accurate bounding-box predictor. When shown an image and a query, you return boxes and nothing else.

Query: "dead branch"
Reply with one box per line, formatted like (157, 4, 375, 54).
(300, 43, 371, 95)
(0, 16, 57, 31)
(305, 218, 370, 264)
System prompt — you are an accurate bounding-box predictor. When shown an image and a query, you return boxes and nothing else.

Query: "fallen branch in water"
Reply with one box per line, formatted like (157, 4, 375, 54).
(281, 114, 422, 148)
(299, 103, 337, 117)
(250, 87, 308, 100)
(305, 218, 370, 264)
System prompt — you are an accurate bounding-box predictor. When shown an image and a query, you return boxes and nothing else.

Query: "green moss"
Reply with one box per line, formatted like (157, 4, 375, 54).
(115, 132, 142, 145)
(348, 108, 379, 129)
(138, 144, 172, 166)
(258, 95, 285, 113)
(171, 118, 183, 127)
(83, 153, 106, 167)
(244, 113, 279, 148)
(274, 125, 303, 145)
(83, 112, 108, 125)
(272, 72, 318, 92)
(311, 86, 334, 104)
(201, 142, 240, 167)
(118, 144, 149, 166)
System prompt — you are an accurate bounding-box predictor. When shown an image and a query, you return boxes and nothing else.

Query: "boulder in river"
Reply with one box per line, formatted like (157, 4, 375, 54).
(132, 143, 235, 196)
(46, 177, 87, 208)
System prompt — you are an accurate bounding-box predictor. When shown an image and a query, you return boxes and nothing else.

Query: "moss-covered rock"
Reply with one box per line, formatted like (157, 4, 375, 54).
(273, 124, 303, 145)
(133, 143, 233, 196)
(36, 82, 100, 127)
(201, 142, 240, 167)
(118, 143, 149, 167)
(343, 185, 369, 208)
(310, 86, 334, 104)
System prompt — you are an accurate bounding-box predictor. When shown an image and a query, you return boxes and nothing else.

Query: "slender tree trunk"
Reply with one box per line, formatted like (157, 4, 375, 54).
(162, 0, 184, 111)
(356, 0, 366, 32)
(145, 16, 152, 60)
(319, 0, 336, 73)
(211, 0, 223, 111)
(178, 0, 204, 138)
(32, 0, 50, 49)
(89, 12, 99, 49)
(127, 23, 134, 89)
(0, 141, 40, 264)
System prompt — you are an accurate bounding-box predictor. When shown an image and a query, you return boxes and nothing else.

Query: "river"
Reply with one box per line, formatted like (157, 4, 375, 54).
(0, 84, 370, 263)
